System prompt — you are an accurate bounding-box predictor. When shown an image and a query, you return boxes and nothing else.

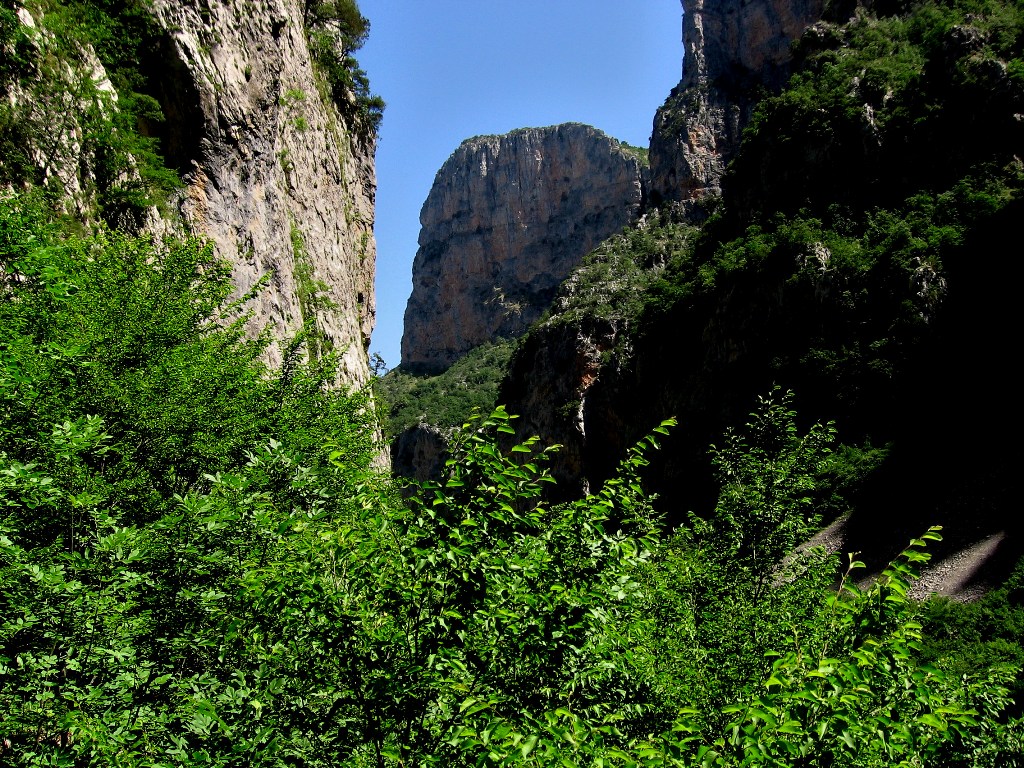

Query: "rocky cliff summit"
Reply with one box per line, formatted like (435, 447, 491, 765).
(400, 123, 648, 374)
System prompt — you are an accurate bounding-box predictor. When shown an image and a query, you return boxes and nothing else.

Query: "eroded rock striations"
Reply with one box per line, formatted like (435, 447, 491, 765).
(4, 0, 377, 385)
(649, 0, 824, 208)
(151, 0, 377, 384)
(400, 124, 647, 374)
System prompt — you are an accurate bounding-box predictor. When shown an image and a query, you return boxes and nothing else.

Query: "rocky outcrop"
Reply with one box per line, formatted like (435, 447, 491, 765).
(3, 0, 377, 385)
(391, 424, 448, 483)
(401, 124, 648, 374)
(151, 0, 377, 384)
(649, 0, 824, 207)
(500, 0, 829, 491)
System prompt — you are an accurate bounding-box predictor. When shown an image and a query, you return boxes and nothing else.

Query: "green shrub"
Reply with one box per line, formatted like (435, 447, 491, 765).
(304, 0, 385, 138)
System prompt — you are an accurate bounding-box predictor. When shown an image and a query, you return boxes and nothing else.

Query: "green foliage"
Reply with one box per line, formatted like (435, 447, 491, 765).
(921, 557, 1024, 707)
(0, 191, 380, 765)
(290, 221, 336, 361)
(707, 389, 836, 589)
(696, 530, 1023, 768)
(628, 391, 840, 728)
(378, 340, 517, 435)
(223, 407, 669, 765)
(4, 0, 1024, 756)
(303, 0, 385, 138)
(0, 191, 376, 529)
(2, 246, 1020, 768)
(545, 208, 697, 331)
(444, 492, 1024, 768)
(1, 0, 181, 222)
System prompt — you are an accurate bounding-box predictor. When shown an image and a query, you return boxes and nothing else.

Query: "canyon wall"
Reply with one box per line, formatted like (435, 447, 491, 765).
(400, 123, 647, 374)
(502, 0, 828, 493)
(649, 0, 825, 207)
(3, 0, 377, 385)
(151, 0, 377, 383)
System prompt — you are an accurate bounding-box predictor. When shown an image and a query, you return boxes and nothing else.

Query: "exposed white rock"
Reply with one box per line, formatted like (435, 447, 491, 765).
(150, 0, 377, 384)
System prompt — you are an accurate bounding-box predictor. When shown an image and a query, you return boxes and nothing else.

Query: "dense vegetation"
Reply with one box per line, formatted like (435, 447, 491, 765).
(3, 233, 1022, 763)
(377, 341, 517, 436)
(3, 0, 1024, 764)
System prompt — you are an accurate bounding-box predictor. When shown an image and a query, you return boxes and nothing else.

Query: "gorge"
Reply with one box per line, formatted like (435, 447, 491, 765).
(2, 0, 1024, 763)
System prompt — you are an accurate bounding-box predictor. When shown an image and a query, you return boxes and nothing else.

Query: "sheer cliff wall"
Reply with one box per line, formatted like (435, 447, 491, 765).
(152, 0, 377, 384)
(400, 123, 647, 374)
(649, 0, 824, 207)
(3, 0, 377, 385)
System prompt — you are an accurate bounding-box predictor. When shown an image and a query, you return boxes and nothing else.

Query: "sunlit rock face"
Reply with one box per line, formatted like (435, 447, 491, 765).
(649, 0, 825, 209)
(400, 123, 648, 374)
(5, 0, 377, 384)
(150, 0, 378, 383)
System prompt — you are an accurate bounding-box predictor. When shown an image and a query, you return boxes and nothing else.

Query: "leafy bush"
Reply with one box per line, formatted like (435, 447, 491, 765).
(0, 191, 378, 765)
(0, 192, 376, 528)
(304, 0, 385, 138)
(2, 248, 1021, 768)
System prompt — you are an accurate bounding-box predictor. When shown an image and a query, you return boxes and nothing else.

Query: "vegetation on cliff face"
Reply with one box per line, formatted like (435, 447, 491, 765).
(3, 0, 1024, 764)
(540, 209, 698, 334)
(304, 0, 385, 137)
(377, 340, 517, 436)
(616, 0, 1023, 528)
(0, 0, 181, 226)
(0, 0, 383, 221)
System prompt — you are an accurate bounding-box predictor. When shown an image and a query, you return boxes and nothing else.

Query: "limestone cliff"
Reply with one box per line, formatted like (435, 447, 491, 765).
(152, 0, 377, 383)
(2, 0, 377, 385)
(401, 123, 647, 374)
(499, 0, 828, 490)
(649, 0, 824, 207)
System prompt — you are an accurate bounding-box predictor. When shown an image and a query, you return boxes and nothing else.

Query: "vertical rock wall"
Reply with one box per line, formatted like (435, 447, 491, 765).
(150, 0, 377, 384)
(649, 0, 824, 207)
(501, 0, 829, 494)
(401, 123, 647, 374)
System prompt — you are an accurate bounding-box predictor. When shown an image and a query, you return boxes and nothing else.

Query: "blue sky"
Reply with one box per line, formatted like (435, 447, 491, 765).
(357, 0, 684, 370)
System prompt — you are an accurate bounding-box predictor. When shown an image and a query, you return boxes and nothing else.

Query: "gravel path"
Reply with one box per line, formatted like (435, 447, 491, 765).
(797, 515, 1006, 602)
(908, 531, 1006, 602)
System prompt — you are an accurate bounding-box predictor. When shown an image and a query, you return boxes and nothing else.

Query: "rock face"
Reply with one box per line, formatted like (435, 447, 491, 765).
(4, 0, 377, 385)
(502, 0, 829, 491)
(401, 124, 647, 374)
(150, 0, 377, 384)
(649, 0, 824, 207)
(391, 424, 448, 483)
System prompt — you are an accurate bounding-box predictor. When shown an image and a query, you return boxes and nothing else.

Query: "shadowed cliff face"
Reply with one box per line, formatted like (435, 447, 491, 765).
(401, 123, 648, 374)
(501, 0, 828, 493)
(649, 0, 824, 207)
